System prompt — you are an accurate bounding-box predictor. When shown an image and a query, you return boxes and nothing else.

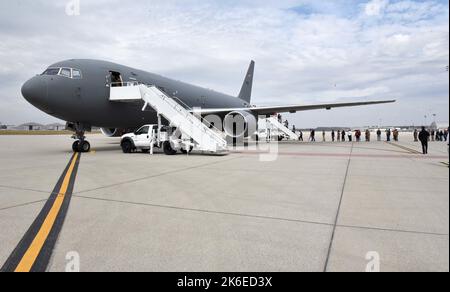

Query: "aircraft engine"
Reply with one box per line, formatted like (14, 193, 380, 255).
(100, 128, 126, 137)
(223, 110, 257, 138)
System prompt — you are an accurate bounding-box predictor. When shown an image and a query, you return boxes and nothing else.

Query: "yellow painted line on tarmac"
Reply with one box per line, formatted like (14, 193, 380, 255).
(14, 153, 79, 272)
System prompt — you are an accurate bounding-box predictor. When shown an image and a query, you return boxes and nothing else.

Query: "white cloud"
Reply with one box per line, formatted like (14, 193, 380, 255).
(365, 0, 390, 16)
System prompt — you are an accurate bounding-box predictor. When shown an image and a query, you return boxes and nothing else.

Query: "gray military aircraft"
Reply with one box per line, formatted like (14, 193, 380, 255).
(21, 59, 395, 152)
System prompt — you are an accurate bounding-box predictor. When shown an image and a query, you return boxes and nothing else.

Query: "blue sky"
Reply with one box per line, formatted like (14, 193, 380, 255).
(0, 0, 448, 127)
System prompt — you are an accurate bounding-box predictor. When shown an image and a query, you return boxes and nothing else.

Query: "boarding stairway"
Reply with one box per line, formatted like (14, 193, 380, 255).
(110, 83, 228, 153)
(259, 117, 299, 140)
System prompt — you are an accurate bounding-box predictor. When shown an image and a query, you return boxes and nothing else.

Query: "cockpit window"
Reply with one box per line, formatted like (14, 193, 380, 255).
(42, 67, 82, 79)
(42, 68, 60, 75)
(59, 68, 72, 78)
(72, 69, 82, 79)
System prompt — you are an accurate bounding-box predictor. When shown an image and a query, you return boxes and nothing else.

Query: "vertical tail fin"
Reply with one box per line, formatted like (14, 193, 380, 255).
(238, 60, 255, 104)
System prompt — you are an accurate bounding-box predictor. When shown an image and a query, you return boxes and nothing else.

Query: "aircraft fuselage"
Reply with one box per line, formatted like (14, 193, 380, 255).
(22, 59, 250, 129)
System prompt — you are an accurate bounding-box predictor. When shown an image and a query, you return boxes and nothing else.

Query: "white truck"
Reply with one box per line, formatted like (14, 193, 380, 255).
(120, 124, 194, 155)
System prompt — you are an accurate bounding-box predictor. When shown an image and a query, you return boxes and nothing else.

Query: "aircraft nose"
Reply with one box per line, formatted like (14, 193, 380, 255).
(22, 77, 47, 107)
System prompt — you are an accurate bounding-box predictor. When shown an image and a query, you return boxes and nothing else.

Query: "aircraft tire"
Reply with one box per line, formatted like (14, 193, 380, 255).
(72, 141, 80, 152)
(80, 141, 91, 153)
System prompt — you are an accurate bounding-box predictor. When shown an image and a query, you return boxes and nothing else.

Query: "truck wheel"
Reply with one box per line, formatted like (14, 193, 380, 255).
(121, 140, 133, 153)
(163, 141, 177, 155)
(180, 146, 193, 154)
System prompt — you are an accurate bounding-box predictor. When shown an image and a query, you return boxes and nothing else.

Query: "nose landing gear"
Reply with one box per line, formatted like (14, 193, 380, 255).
(67, 122, 92, 153)
(72, 139, 91, 153)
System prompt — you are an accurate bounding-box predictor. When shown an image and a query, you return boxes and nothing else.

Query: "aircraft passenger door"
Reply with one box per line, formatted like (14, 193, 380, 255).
(109, 71, 123, 87)
(134, 126, 151, 147)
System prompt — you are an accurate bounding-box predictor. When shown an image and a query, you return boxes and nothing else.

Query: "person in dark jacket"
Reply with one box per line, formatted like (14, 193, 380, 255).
(355, 130, 362, 142)
(310, 129, 316, 142)
(419, 127, 430, 155)
(377, 129, 382, 141)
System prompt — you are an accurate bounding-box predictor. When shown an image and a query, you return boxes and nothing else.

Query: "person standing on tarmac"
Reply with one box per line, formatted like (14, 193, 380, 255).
(347, 130, 353, 142)
(393, 129, 399, 142)
(386, 129, 392, 142)
(414, 129, 419, 142)
(310, 129, 316, 142)
(332, 130, 336, 142)
(365, 129, 371, 142)
(377, 129, 382, 141)
(337, 130, 341, 142)
(447, 128, 449, 165)
(419, 127, 430, 155)
(355, 130, 362, 142)
(342, 130, 346, 142)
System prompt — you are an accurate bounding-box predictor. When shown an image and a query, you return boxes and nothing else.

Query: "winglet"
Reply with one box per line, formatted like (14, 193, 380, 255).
(238, 60, 255, 104)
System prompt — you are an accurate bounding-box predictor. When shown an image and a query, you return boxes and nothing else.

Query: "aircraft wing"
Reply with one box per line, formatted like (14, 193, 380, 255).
(193, 100, 396, 115)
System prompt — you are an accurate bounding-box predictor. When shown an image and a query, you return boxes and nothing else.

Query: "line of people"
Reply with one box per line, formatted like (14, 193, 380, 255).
(280, 114, 448, 156)
(415, 127, 449, 155)
(293, 126, 448, 156)
(414, 128, 448, 143)
(295, 128, 400, 143)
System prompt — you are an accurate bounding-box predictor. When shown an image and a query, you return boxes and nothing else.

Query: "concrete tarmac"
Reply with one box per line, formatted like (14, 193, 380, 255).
(0, 133, 448, 272)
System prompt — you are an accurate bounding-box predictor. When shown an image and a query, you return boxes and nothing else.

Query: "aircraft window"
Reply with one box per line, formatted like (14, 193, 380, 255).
(42, 68, 60, 75)
(72, 69, 82, 79)
(59, 68, 72, 78)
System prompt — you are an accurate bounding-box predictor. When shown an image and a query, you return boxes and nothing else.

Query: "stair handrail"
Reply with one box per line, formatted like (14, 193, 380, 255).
(142, 85, 226, 144)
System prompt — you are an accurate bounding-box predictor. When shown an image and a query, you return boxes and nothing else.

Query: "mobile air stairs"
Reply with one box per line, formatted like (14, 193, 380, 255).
(109, 83, 228, 154)
(258, 117, 299, 141)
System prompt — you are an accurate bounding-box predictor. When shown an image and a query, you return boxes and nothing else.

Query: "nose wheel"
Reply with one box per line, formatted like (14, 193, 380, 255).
(68, 123, 92, 153)
(72, 140, 91, 153)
